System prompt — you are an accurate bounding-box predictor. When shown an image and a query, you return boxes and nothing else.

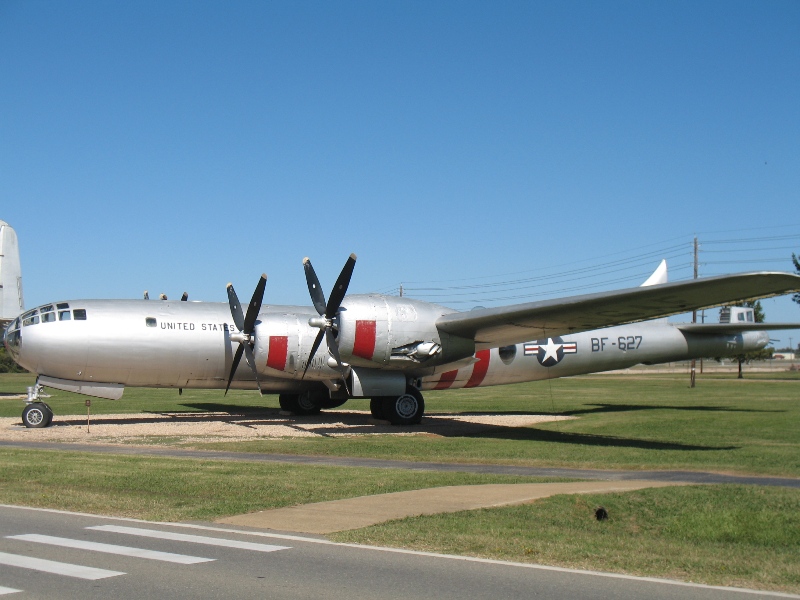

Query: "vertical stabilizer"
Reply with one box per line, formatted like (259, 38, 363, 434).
(0, 220, 24, 323)
(640, 259, 668, 287)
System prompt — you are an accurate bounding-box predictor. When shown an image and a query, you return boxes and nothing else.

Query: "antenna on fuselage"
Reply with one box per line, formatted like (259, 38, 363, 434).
(143, 291, 149, 300)
(159, 294, 168, 300)
(180, 292, 188, 301)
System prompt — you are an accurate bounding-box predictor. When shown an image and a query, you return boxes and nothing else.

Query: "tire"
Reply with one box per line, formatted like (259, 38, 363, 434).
(369, 397, 386, 420)
(41, 403, 54, 427)
(22, 403, 49, 428)
(296, 391, 322, 415)
(319, 398, 348, 410)
(279, 394, 299, 412)
(382, 388, 424, 426)
(279, 392, 322, 416)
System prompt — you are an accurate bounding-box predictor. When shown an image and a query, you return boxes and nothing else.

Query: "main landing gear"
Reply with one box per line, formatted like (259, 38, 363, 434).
(22, 384, 53, 428)
(370, 387, 425, 426)
(279, 386, 426, 426)
(278, 389, 349, 416)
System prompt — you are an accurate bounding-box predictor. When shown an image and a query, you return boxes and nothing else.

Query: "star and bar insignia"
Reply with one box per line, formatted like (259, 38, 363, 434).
(523, 336, 577, 367)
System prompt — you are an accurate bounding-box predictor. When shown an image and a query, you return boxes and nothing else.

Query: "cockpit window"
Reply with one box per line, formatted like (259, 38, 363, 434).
(56, 303, 69, 310)
(146, 317, 157, 327)
(59, 310, 71, 321)
(22, 309, 39, 326)
(73, 309, 87, 320)
(41, 311, 56, 323)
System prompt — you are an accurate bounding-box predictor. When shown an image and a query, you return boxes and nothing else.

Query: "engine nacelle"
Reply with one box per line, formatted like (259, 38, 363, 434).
(335, 295, 471, 369)
(254, 312, 343, 380)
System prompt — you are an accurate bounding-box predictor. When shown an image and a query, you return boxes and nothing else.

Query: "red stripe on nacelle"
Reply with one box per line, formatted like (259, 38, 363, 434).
(352, 320, 377, 360)
(266, 336, 288, 371)
(464, 349, 491, 388)
(434, 370, 458, 390)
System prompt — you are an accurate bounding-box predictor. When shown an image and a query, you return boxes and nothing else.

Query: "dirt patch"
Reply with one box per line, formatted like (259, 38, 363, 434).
(0, 410, 575, 445)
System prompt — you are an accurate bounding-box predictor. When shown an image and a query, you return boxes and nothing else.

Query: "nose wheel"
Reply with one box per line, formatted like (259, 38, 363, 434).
(22, 403, 53, 428)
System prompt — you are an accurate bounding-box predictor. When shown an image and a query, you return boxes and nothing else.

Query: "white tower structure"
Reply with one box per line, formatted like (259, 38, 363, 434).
(0, 220, 24, 325)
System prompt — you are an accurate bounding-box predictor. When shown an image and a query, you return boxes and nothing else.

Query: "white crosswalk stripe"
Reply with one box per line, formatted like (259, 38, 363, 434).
(0, 551, 124, 580)
(0, 586, 22, 595)
(87, 525, 291, 553)
(6, 534, 215, 565)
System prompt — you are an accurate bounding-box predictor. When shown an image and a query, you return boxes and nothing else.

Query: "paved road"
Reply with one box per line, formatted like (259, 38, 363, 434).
(1, 440, 798, 488)
(0, 505, 795, 599)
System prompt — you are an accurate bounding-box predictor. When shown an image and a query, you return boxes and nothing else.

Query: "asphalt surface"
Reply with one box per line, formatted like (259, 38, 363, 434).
(1, 505, 796, 599)
(1, 439, 798, 488)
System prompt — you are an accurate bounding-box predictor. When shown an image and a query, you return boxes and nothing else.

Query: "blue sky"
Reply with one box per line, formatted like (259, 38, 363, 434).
(2, 1, 799, 343)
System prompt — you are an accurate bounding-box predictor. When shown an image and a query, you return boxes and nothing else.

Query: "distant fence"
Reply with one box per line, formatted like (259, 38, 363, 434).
(604, 360, 798, 375)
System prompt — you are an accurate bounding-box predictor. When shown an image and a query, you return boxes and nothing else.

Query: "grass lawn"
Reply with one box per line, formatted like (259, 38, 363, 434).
(2, 372, 799, 477)
(0, 447, 557, 521)
(332, 484, 800, 593)
(1, 372, 799, 592)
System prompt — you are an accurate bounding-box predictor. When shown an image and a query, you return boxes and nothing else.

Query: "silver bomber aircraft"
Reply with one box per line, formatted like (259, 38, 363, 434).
(3, 247, 800, 428)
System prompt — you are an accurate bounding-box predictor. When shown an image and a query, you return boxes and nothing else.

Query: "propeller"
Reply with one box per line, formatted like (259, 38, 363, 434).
(225, 274, 267, 395)
(302, 254, 357, 391)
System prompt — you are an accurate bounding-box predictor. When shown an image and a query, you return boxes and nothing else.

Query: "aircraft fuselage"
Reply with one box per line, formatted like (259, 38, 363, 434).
(5, 297, 768, 394)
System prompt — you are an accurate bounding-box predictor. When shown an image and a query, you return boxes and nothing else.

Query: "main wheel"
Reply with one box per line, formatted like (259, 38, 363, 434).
(319, 398, 348, 410)
(22, 403, 50, 428)
(382, 388, 424, 426)
(278, 392, 322, 415)
(369, 397, 386, 420)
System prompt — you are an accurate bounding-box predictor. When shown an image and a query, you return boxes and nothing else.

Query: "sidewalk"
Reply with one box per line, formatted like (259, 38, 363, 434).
(216, 480, 688, 534)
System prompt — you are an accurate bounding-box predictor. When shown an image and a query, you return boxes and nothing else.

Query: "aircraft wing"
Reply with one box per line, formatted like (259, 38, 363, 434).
(675, 323, 800, 333)
(435, 272, 800, 350)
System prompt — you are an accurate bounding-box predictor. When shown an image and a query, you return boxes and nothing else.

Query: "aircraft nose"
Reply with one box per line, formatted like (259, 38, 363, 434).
(2, 318, 22, 361)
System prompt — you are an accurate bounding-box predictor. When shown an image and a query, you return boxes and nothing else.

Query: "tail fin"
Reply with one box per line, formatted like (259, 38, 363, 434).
(640, 259, 668, 287)
(0, 220, 24, 324)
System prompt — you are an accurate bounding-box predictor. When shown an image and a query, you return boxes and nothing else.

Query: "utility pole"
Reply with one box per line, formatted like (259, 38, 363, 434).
(690, 236, 698, 388)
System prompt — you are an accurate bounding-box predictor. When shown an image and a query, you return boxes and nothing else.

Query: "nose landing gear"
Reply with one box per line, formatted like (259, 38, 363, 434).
(22, 402, 53, 428)
(22, 383, 53, 428)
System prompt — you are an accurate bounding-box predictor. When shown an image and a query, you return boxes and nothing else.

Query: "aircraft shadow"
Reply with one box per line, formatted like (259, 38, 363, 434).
(176, 402, 278, 415)
(466, 426, 739, 451)
(44, 408, 737, 451)
(449, 404, 784, 417)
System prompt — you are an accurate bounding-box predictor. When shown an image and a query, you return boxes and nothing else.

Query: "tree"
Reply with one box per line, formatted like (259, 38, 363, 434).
(0, 346, 26, 373)
(793, 253, 800, 306)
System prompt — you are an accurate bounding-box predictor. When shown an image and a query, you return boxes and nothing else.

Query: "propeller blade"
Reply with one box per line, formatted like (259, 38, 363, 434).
(326, 328, 350, 394)
(225, 344, 245, 396)
(302, 328, 326, 379)
(325, 253, 357, 319)
(226, 284, 245, 332)
(303, 258, 327, 316)
(243, 344, 262, 395)
(243, 274, 267, 334)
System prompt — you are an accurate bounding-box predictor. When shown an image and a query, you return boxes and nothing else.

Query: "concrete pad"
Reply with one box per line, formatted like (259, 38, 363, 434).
(216, 480, 689, 534)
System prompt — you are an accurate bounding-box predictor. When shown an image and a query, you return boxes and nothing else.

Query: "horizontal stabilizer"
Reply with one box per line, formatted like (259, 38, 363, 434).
(676, 322, 800, 334)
